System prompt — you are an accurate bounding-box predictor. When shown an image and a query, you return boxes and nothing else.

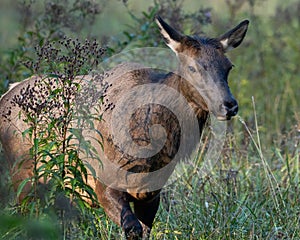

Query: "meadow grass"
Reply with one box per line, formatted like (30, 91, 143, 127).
(147, 101, 299, 239)
(3, 104, 297, 240)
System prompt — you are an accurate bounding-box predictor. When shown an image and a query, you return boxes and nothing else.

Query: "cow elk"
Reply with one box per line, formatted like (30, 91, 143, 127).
(0, 16, 249, 239)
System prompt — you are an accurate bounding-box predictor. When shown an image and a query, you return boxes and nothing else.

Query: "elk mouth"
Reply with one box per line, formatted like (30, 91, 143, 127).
(216, 115, 233, 121)
(216, 115, 235, 121)
(215, 107, 238, 121)
(215, 101, 238, 121)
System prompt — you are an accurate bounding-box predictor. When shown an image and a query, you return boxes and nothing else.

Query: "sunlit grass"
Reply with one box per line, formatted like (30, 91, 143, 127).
(151, 107, 300, 239)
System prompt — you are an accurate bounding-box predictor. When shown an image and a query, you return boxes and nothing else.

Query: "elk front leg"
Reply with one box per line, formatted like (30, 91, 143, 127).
(95, 182, 143, 239)
(133, 195, 160, 238)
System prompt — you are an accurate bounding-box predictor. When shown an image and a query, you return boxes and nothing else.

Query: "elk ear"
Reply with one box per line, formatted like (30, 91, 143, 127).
(155, 15, 183, 54)
(218, 20, 249, 52)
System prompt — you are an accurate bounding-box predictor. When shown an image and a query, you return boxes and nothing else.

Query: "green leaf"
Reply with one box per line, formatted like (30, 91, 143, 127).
(84, 161, 97, 178)
(21, 127, 32, 139)
(17, 178, 31, 199)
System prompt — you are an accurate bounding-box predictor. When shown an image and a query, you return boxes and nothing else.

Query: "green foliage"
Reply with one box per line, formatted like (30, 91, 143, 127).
(109, 0, 211, 53)
(152, 105, 300, 239)
(0, 214, 60, 240)
(0, 0, 104, 91)
(1, 37, 106, 238)
(225, 1, 299, 145)
(153, 162, 300, 239)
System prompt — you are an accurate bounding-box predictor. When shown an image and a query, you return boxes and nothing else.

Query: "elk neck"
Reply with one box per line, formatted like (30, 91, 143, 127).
(160, 70, 209, 122)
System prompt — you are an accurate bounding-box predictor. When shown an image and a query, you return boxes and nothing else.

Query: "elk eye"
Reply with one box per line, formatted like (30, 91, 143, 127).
(188, 66, 196, 73)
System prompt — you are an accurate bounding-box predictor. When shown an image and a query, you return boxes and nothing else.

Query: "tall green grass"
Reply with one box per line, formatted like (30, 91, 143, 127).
(151, 102, 299, 239)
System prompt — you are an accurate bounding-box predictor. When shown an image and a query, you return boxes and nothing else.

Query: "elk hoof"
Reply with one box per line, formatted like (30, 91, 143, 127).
(124, 225, 143, 240)
(121, 208, 143, 239)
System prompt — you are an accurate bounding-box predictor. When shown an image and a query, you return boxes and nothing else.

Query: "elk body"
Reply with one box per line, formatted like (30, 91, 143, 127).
(0, 16, 249, 239)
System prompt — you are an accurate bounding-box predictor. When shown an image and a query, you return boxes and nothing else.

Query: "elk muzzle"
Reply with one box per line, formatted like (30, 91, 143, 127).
(217, 98, 238, 121)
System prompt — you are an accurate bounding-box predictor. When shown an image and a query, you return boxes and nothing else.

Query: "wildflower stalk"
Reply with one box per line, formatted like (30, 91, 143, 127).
(11, 37, 106, 218)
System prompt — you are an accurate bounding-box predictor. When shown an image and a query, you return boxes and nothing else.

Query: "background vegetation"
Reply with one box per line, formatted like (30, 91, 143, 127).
(0, 0, 299, 239)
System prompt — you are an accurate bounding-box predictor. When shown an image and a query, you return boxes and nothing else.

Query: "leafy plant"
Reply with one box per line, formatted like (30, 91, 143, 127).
(2, 37, 107, 238)
(0, 0, 104, 92)
(109, 0, 212, 53)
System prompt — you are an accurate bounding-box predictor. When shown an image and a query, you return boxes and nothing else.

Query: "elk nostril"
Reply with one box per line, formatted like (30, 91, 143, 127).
(229, 104, 238, 115)
(224, 99, 238, 117)
(224, 99, 238, 109)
